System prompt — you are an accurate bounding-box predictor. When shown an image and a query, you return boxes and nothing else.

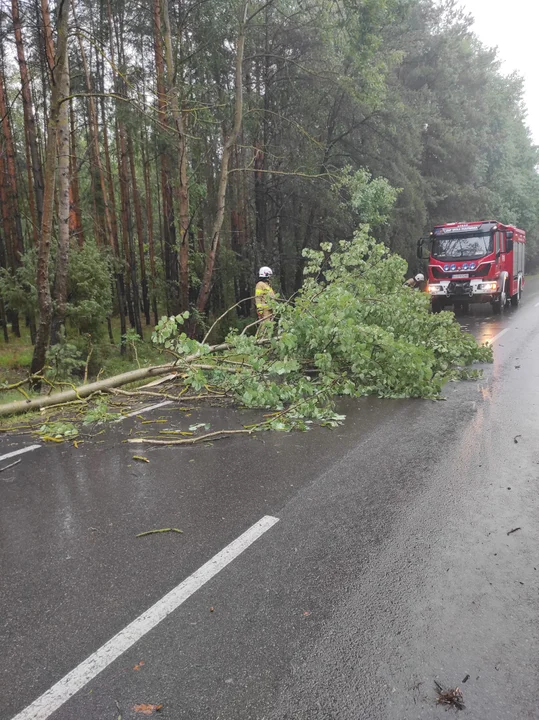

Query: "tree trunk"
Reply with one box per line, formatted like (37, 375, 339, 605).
(0, 363, 177, 418)
(12, 0, 45, 233)
(116, 120, 138, 333)
(196, 2, 249, 316)
(0, 298, 8, 343)
(40, 0, 55, 72)
(30, 0, 70, 376)
(154, 0, 179, 314)
(0, 61, 24, 267)
(128, 133, 150, 325)
(75, 8, 126, 352)
(105, 0, 133, 350)
(69, 99, 84, 246)
(142, 131, 159, 324)
(162, 0, 190, 312)
(76, 21, 116, 254)
(51, 38, 71, 346)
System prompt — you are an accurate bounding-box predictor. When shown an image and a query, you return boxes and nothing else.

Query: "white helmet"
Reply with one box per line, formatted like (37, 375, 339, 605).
(415, 273, 425, 282)
(259, 266, 273, 278)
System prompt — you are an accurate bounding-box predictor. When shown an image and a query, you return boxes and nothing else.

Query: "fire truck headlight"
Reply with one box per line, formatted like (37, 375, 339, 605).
(479, 282, 497, 291)
(428, 284, 442, 293)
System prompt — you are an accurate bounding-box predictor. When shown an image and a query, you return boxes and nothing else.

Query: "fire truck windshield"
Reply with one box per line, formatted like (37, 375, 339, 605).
(432, 234, 493, 260)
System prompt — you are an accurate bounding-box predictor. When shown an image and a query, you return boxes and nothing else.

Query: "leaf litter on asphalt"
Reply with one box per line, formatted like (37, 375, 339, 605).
(133, 703, 163, 715)
(435, 681, 465, 710)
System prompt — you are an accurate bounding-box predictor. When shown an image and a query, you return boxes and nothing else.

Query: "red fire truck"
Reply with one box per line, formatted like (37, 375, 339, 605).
(418, 220, 525, 314)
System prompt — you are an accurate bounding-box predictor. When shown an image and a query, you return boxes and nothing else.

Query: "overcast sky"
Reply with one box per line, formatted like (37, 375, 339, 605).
(457, 0, 539, 144)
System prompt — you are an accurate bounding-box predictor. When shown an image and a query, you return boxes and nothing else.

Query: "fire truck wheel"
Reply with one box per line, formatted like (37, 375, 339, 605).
(511, 281, 521, 307)
(492, 288, 507, 314)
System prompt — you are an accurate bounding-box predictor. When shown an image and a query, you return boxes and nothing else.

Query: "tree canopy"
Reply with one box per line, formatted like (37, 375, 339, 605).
(0, 0, 537, 368)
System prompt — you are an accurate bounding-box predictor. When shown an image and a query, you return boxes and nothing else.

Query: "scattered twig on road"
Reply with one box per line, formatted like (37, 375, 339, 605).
(507, 527, 521, 536)
(461, 674, 470, 684)
(0, 458, 22, 473)
(136, 528, 184, 538)
(115, 699, 122, 720)
(132, 455, 150, 463)
(513, 434, 522, 444)
(434, 681, 465, 710)
(128, 428, 253, 446)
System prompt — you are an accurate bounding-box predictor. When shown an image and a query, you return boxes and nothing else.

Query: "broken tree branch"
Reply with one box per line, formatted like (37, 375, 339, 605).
(0, 458, 22, 472)
(136, 527, 184, 537)
(128, 428, 253, 445)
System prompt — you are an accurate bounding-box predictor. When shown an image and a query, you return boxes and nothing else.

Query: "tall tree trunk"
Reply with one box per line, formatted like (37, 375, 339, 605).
(117, 120, 142, 337)
(51, 38, 70, 346)
(76, 17, 123, 241)
(105, 0, 132, 349)
(30, 0, 70, 375)
(0, 61, 24, 266)
(196, 2, 249, 316)
(0, 219, 8, 340)
(74, 4, 126, 350)
(128, 133, 150, 325)
(142, 130, 159, 324)
(12, 0, 45, 234)
(254, 9, 271, 258)
(40, 0, 55, 70)
(69, 99, 84, 246)
(153, 0, 179, 314)
(162, 0, 190, 312)
(0, 298, 8, 343)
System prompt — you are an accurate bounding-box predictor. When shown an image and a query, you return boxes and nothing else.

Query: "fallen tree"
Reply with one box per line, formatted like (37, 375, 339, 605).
(0, 230, 492, 426)
(0, 363, 176, 417)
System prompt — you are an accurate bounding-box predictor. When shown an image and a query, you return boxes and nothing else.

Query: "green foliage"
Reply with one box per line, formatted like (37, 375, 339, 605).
(82, 398, 122, 424)
(0, 249, 38, 318)
(38, 421, 79, 439)
(45, 328, 85, 381)
(122, 328, 143, 366)
(335, 168, 401, 229)
(153, 230, 491, 428)
(151, 312, 208, 358)
(65, 241, 113, 337)
(0, 346, 33, 371)
(3, 0, 539, 364)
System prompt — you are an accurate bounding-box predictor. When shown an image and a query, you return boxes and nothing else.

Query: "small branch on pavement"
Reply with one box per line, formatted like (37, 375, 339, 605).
(128, 428, 253, 445)
(0, 458, 22, 473)
(136, 528, 184, 537)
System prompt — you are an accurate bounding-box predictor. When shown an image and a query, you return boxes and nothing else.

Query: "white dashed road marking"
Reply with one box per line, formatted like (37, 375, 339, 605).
(11, 515, 280, 720)
(0, 444, 41, 463)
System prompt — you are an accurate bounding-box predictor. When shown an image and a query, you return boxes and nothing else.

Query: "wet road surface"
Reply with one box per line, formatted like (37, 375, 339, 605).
(2, 282, 539, 719)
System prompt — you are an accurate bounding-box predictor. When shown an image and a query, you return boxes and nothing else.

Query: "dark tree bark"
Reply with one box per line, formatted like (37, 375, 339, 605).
(31, 0, 70, 375)
(12, 0, 45, 234)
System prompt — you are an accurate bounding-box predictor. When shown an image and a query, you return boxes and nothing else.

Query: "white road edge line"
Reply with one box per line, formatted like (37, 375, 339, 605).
(0, 444, 41, 463)
(486, 328, 510, 345)
(11, 514, 280, 720)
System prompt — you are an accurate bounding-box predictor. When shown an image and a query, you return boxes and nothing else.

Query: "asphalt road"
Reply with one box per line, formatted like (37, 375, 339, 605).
(2, 282, 539, 720)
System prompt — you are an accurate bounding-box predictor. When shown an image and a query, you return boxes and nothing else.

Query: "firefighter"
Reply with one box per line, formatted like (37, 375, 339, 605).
(255, 266, 275, 324)
(404, 273, 426, 290)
